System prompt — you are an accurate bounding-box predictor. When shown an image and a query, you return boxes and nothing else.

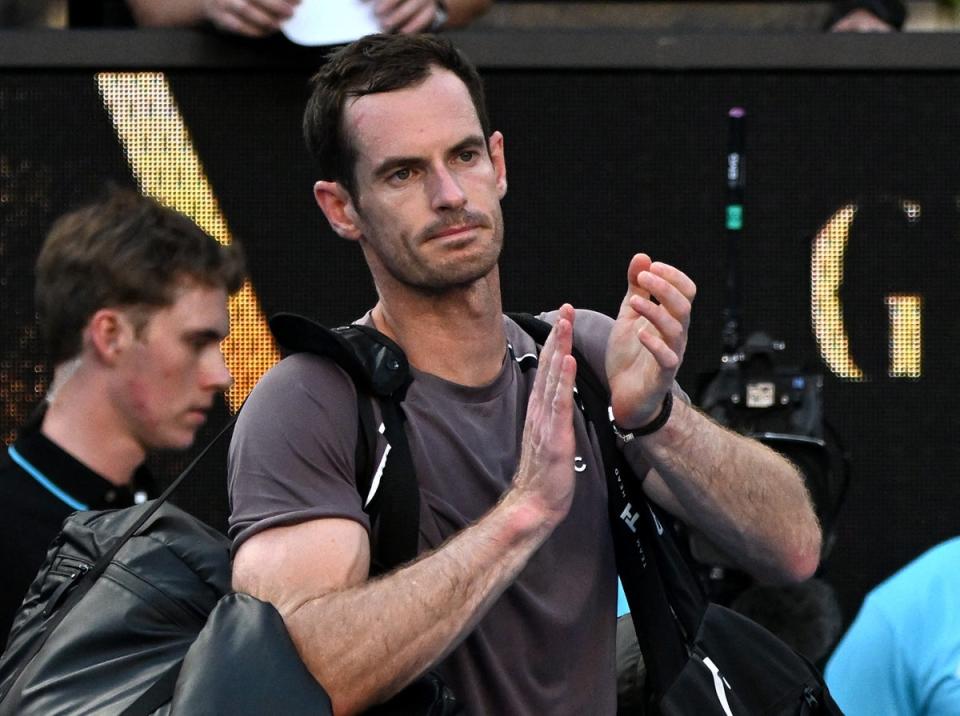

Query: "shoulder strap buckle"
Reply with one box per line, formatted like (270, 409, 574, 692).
(269, 313, 410, 399)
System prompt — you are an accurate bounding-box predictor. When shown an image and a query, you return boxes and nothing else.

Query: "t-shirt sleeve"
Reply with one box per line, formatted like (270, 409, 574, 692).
(825, 593, 911, 716)
(227, 352, 370, 555)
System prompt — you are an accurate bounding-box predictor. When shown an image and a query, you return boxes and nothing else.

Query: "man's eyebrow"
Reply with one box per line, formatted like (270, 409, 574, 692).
(451, 135, 487, 153)
(184, 328, 228, 342)
(372, 155, 426, 179)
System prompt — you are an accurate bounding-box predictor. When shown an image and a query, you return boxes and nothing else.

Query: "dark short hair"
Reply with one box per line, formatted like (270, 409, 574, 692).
(303, 33, 490, 199)
(35, 188, 246, 364)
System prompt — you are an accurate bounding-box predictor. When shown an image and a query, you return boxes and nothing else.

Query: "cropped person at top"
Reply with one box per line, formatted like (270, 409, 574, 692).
(68, 0, 493, 37)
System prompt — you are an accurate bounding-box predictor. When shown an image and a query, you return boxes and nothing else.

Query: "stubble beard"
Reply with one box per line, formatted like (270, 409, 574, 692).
(382, 207, 504, 295)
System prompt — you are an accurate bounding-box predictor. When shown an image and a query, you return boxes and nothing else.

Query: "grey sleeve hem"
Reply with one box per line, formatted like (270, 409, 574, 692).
(230, 509, 370, 558)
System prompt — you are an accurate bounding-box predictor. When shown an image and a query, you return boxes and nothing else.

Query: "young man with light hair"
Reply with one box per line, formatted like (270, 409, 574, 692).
(0, 188, 244, 642)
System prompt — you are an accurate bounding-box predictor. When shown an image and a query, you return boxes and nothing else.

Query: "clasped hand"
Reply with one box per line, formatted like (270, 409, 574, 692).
(203, 0, 440, 37)
(513, 305, 578, 523)
(605, 253, 696, 431)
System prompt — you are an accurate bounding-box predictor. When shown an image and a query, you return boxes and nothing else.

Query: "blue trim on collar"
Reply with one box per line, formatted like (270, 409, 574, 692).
(7, 445, 89, 511)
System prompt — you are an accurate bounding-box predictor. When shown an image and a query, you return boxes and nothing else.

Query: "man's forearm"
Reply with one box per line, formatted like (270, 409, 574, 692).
(234, 309, 578, 715)
(278, 491, 555, 715)
(446, 0, 493, 27)
(637, 397, 822, 584)
(126, 0, 207, 27)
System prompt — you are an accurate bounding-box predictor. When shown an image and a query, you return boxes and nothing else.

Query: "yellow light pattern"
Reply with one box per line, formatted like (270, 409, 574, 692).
(95, 72, 279, 412)
(885, 294, 922, 378)
(900, 199, 921, 223)
(811, 204, 866, 381)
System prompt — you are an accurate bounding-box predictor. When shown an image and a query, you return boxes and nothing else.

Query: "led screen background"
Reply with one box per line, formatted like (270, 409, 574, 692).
(2, 60, 958, 627)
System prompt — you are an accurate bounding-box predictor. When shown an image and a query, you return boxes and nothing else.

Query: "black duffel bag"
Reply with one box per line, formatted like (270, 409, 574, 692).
(0, 421, 333, 716)
(656, 603, 836, 715)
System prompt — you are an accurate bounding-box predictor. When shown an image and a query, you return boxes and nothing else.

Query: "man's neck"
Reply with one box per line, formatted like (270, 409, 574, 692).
(372, 275, 507, 387)
(41, 365, 144, 487)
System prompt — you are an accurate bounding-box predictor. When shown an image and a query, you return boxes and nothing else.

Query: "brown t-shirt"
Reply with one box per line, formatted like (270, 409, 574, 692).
(228, 310, 655, 715)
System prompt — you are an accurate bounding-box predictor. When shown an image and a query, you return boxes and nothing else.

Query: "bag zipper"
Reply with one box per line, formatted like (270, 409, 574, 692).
(43, 562, 90, 618)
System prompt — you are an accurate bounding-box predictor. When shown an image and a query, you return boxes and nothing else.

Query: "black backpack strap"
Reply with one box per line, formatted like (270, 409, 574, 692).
(269, 313, 421, 575)
(270, 313, 410, 398)
(366, 399, 420, 575)
(507, 312, 705, 694)
(354, 393, 377, 503)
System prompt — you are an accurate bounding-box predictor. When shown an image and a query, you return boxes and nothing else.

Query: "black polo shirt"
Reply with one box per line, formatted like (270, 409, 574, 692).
(0, 416, 153, 645)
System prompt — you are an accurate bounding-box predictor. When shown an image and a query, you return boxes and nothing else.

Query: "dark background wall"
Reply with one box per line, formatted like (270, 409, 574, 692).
(2, 31, 958, 631)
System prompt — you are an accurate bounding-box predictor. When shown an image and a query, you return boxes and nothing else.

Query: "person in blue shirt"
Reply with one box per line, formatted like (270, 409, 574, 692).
(826, 537, 960, 715)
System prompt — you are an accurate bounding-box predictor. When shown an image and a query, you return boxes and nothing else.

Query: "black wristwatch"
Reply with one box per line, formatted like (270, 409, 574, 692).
(608, 392, 674, 442)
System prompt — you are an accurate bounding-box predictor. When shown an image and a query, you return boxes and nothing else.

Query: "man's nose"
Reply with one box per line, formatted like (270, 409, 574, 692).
(430, 166, 467, 211)
(204, 348, 234, 392)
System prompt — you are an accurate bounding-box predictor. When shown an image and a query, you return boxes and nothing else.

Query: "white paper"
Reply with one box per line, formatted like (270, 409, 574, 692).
(282, 0, 381, 47)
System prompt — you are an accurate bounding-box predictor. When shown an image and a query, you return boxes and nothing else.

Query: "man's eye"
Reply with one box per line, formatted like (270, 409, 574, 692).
(392, 168, 411, 182)
(186, 335, 215, 352)
(458, 151, 477, 162)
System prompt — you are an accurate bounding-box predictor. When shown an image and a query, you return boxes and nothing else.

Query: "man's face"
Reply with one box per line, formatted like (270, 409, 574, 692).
(340, 68, 507, 292)
(112, 282, 232, 451)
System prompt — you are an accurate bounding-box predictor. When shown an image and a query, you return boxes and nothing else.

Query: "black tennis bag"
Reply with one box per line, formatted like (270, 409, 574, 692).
(0, 501, 227, 714)
(0, 430, 332, 716)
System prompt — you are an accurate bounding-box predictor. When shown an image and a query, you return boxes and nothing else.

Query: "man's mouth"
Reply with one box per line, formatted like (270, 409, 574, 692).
(430, 224, 479, 240)
(188, 406, 210, 422)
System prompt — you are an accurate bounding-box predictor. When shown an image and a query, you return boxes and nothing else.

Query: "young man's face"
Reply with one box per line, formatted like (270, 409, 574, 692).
(112, 282, 232, 451)
(340, 67, 508, 292)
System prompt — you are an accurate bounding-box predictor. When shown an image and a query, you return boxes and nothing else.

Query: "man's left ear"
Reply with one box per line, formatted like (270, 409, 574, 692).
(86, 308, 133, 364)
(314, 180, 363, 241)
(488, 131, 508, 199)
